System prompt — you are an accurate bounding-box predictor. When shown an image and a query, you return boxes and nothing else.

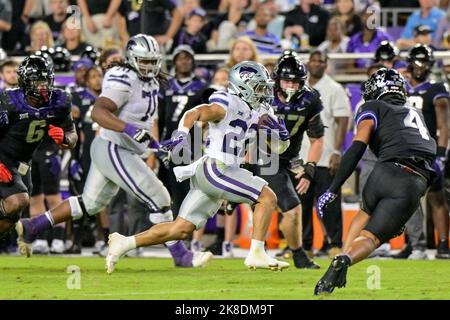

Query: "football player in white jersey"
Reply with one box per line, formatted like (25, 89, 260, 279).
(106, 61, 292, 273)
(15, 34, 212, 268)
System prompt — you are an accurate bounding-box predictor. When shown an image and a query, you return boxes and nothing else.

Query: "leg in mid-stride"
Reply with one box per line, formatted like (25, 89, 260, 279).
(16, 137, 206, 268)
(314, 161, 429, 295)
(106, 157, 290, 274)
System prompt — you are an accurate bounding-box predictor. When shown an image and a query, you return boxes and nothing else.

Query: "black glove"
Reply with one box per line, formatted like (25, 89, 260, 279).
(300, 162, 316, 182)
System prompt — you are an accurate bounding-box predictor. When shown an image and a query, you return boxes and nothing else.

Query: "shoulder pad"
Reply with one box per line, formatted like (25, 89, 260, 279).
(106, 66, 138, 81)
(51, 88, 72, 109)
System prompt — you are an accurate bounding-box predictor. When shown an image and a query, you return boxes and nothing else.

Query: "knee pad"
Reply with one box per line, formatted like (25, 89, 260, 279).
(69, 195, 104, 220)
(149, 208, 173, 224)
(151, 188, 171, 210)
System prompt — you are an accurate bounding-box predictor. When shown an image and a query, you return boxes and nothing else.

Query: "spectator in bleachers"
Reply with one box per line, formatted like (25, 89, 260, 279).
(413, 24, 433, 47)
(242, 5, 282, 55)
(208, 0, 252, 51)
(283, 0, 330, 48)
(0, 59, 18, 92)
(124, 0, 142, 37)
(28, 20, 54, 53)
(433, 6, 449, 49)
(0, 0, 11, 46)
(77, 0, 128, 49)
(170, 8, 208, 54)
(1, 0, 30, 54)
(334, 0, 362, 37)
(317, 17, 349, 54)
(44, 0, 68, 41)
(317, 17, 349, 73)
(378, 0, 419, 7)
(262, 57, 277, 75)
(396, 0, 445, 50)
(226, 36, 259, 68)
(200, 0, 221, 11)
(59, 19, 90, 55)
(66, 57, 94, 92)
(142, 0, 183, 49)
(181, 0, 201, 18)
(99, 48, 122, 72)
(346, 5, 392, 69)
(217, 0, 257, 13)
(247, 0, 285, 40)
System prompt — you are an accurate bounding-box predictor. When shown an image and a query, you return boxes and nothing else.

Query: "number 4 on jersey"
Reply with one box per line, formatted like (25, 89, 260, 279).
(403, 108, 430, 140)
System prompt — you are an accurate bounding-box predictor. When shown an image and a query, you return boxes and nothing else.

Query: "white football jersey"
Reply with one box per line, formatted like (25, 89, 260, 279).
(99, 66, 159, 154)
(205, 90, 271, 166)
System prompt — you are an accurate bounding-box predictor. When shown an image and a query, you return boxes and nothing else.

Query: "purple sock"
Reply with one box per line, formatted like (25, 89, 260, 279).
(28, 214, 53, 236)
(167, 241, 196, 267)
(167, 240, 189, 258)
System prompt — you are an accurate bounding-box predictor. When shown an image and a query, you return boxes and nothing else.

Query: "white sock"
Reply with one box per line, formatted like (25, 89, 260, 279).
(125, 236, 137, 251)
(250, 239, 265, 254)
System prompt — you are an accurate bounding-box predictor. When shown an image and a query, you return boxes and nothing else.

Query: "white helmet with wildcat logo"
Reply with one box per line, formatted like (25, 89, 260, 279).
(125, 34, 162, 78)
(228, 61, 274, 109)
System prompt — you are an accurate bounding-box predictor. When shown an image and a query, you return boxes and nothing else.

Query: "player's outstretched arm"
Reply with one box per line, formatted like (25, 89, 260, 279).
(178, 103, 226, 132)
(317, 119, 372, 218)
(160, 103, 226, 152)
(327, 119, 373, 194)
(91, 96, 125, 132)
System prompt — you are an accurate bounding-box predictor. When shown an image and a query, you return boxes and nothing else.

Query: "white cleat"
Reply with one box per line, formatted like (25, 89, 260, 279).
(105, 232, 132, 274)
(408, 249, 428, 260)
(32, 240, 50, 254)
(192, 251, 213, 267)
(50, 239, 65, 254)
(244, 253, 290, 271)
(15, 221, 32, 258)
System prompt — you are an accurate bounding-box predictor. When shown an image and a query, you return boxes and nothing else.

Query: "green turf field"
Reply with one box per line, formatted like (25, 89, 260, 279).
(1, 256, 449, 300)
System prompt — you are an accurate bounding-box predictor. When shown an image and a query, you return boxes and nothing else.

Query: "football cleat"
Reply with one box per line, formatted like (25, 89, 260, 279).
(50, 239, 65, 254)
(192, 251, 213, 267)
(105, 232, 133, 274)
(31, 239, 49, 255)
(15, 221, 32, 258)
(293, 248, 320, 269)
(314, 255, 350, 295)
(435, 240, 450, 259)
(244, 252, 290, 271)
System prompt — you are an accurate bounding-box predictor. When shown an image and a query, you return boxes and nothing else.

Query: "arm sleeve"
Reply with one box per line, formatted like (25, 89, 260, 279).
(306, 91, 325, 138)
(329, 140, 367, 193)
(355, 102, 380, 131)
(56, 92, 75, 131)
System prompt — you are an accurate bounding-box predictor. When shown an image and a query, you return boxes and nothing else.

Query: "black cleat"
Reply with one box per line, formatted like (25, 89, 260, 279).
(205, 242, 222, 256)
(293, 248, 320, 269)
(392, 243, 412, 259)
(65, 243, 82, 254)
(275, 247, 292, 259)
(435, 240, 450, 259)
(314, 255, 350, 295)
